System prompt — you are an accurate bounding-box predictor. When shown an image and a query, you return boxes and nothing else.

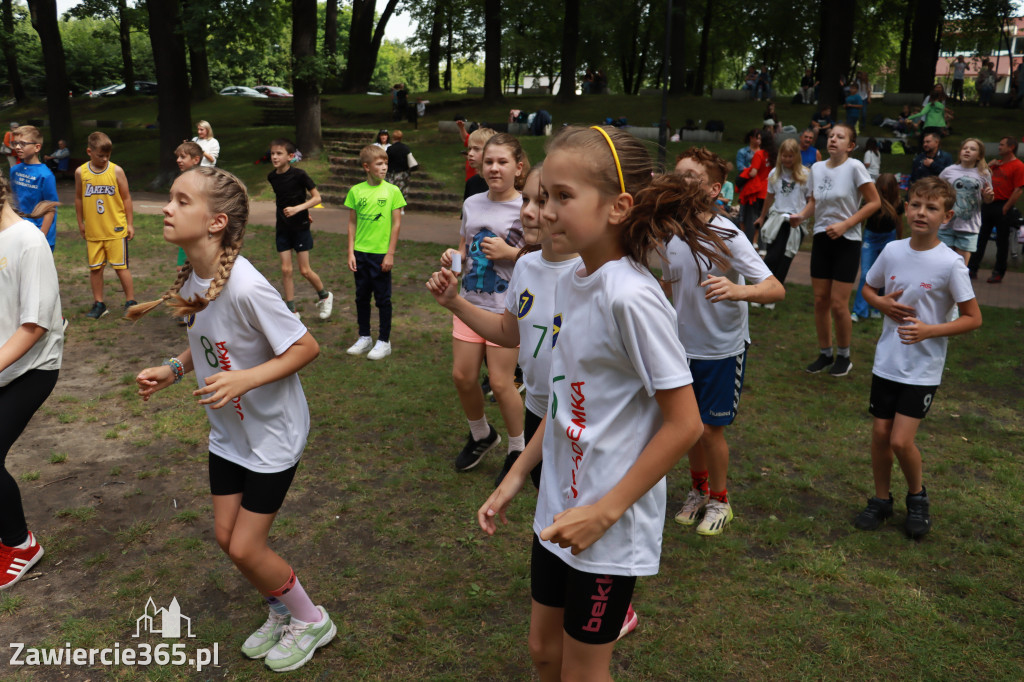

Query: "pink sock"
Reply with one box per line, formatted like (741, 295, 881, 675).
(268, 570, 321, 624)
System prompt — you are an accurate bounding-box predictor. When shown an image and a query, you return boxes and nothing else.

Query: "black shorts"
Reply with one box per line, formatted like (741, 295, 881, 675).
(208, 453, 298, 514)
(530, 535, 636, 645)
(276, 227, 314, 253)
(869, 375, 939, 421)
(810, 232, 861, 283)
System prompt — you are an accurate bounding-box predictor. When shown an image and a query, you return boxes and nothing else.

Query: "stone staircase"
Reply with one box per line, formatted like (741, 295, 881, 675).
(256, 99, 294, 127)
(319, 130, 462, 214)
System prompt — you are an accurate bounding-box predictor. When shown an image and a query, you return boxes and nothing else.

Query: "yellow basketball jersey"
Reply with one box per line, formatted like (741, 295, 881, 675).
(79, 161, 128, 241)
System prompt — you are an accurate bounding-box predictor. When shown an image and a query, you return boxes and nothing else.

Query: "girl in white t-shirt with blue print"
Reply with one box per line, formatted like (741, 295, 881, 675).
(938, 137, 994, 264)
(131, 167, 334, 673)
(477, 126, 706, 680)
(439, 134, 527, 477)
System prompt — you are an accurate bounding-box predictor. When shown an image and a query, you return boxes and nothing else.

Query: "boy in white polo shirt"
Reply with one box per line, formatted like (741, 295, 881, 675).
(664, 148, 785, 535)
(856, 177, 982, 539)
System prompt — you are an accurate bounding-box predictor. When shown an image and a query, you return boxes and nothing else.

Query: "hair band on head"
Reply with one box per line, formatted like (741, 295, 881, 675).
(590, 126, 626, 194)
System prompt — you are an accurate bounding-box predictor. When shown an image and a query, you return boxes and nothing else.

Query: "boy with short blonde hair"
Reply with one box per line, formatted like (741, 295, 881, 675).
(856, 177, 982, 539)
(10, 125, 59, 250)
(343, 144, 406, 360)
(75, 131, 135, 319)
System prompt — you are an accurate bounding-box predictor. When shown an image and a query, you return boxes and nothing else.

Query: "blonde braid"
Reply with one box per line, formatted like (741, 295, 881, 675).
(203, 239, 242, 304)
(125, 261, 195, 320)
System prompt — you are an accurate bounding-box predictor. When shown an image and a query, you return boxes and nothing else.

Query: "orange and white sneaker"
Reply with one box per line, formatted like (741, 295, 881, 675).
(0, 532, 44, 590)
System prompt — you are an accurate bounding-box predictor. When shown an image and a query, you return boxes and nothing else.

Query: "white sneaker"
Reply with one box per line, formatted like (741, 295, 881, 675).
(316, 292, 334, 320)
(367, 340, 392, 360)
(696, 499, 734, 536)
(764, 302, 776, 310)
(674, 488, 710, 526)
(347, 336, 373, 355)
(293, 311, 301, 320)
(750, 301, 762, 308)
(241, 610, 290, 659)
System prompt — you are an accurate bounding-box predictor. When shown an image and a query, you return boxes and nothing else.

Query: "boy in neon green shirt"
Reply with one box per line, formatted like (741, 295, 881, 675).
(343, 145, 407, 360)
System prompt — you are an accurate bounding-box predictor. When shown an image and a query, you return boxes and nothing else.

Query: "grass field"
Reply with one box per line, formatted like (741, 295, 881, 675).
(0, 211, 1020, 681)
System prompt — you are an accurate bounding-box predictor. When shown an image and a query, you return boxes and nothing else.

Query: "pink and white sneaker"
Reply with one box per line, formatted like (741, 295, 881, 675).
(0, 532, 44, 590)
(616, 603, 639, 641)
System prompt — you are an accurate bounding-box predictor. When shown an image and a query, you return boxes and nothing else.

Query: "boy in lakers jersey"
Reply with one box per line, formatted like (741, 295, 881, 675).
(75, 131, 136, 319)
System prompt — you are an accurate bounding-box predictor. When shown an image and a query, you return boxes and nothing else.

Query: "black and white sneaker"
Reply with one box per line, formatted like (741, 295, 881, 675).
(494, 450, 522, 487)
(85, 301, 108, 319)
(905, 489, 931, 539)
(829, 355, 853, 377)
(454, 427, 500, 472)
(805, 353, 834, 373)
(853, 495, 893, 530)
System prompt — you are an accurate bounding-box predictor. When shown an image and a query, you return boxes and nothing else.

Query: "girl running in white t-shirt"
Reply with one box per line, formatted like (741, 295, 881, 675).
(0, 180, 62, 591)
(754, 138, 812, 288)
(938, 137, 994, 264)
(131, 167, 334, 673)
(790, 123, 881, 377)
(440, 134, 527, 475)
(477, 126, 706, 680)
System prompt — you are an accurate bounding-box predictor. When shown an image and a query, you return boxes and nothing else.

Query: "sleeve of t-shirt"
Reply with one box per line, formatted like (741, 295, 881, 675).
(1011, 162, 1024, 189)
(19, 240, 60, 330)
(807, 164, 816, 197)
(42, 170, 58, 202)
(504, 262, 522, 315)
(236, 270, 308, 356)
(851, 160, 872, 188)
(767, 176, 777, 196)
(390, 184, 407, 211)
(948, 257, 975, 304)
(865, 243, 892, 288)
(612, 283, 692, 397)
(207, 139, 221, 164)
(301, 169, 316, 191)
(728, 233, 774, 284)
(343, 185, 358, 210)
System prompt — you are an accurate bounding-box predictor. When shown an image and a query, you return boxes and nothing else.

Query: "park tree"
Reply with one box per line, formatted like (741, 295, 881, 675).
(182, 0, 213, 100)
(27, 0, 73, 146)
(405, 0, 478, 93)
(65, 0, 139, 96)
(899, 0, 943, 94)
(293, 0, 321, 154)
(556, 0, 579, 101)
(818, 0, 857, 113)
(667, 0, 686, 94)
(483, 0, 501, 99)
(342, 0, 401, 93)
(2, 0, 27, 102)
(147, 0, 192, 187)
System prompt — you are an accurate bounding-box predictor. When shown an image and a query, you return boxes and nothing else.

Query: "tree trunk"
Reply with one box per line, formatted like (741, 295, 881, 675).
(293, 0, 321, 156)
(341, 0, 400, 93)
(444, 16, 453, 92)
(817, 0, 856, 115)
(901, 0, 942, 94)
(1, 0, 26, 102)
(325, 0, 338, 60)
(668, 0, 687, 95)
(556, 0, 578, 102)
(27, 0, 73, 147)
(117, 0, 134, 96)
(483, 0, 502, 100)
(427, 0, 443, 92)
(182, 0, 213, 100)
(146, 0, 192, 188)
(693, 0, 711, 95)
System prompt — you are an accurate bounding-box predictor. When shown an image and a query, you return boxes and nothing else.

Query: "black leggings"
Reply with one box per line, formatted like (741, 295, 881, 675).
(0, 369, 59, 547)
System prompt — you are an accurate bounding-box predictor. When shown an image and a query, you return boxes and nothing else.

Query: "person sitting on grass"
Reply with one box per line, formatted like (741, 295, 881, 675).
(854, 176, 982, 539)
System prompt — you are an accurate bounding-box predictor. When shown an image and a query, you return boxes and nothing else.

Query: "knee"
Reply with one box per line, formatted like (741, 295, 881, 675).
(488, 370, 513, 395)
(830, 296, 850, 315)
(451, 367, 478, 391)
(528, 634, 560, 674)
(227, 540, 261, 571)
(214, 526, 232, 556)
(280, 264, 293, 278)
(298, 265, 313, 279)
(890, 437, 915, 459)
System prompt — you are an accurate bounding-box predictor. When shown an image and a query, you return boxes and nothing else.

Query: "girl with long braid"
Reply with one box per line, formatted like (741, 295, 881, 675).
(131, 167, 335, 673)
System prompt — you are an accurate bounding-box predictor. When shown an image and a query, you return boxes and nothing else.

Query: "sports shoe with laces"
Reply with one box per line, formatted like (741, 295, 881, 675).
(853, 494, 893, 530)
(829, 355, 853, 377)
(696, 499, 733, 536)
(674, 488, 710, 526)
(616, 603, 639, 641)
(123, 300, 138, 317)
(905, 489, 931, 539)
(85, 301, 108, 319)
(346, 336, 373, 355)
(263, 605, 336, 672)
(367, 339, 391, 361)
(494, 450, 521, 487)
(0, 532, 44, 590)
(241, 610, 290, 659)
(454, 426, 500, 472)
(805, 353, 834, 373)
(316, 292, 334, 320)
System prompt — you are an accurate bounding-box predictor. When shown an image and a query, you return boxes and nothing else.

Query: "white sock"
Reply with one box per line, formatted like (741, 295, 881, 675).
(508, 433, 525, 453)
(469, 416, 490, 441)
(821, 347, 834, 358)
(837, 347, 850, 358)
(13, 537, 31, 550)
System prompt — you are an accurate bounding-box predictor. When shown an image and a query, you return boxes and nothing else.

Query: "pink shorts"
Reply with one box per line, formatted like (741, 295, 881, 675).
(452, 315, 516, 348)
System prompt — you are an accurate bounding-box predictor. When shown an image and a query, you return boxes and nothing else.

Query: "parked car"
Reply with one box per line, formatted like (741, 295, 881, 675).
(86, 84, 121, 98)
(254, 85, 292, 98)
(93, 81, 159, 97)
(218, 86, 268, 98)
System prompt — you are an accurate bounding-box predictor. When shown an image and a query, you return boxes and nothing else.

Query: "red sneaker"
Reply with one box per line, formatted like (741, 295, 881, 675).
(616, 603, 639, 641)
(0, 532, 44, 590)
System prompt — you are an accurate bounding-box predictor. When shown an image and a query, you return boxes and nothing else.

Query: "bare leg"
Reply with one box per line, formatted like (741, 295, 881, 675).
(811, 277, 833, 349)
(699, 424, 729, 493)
(89, 267, 105, 302)
(452, 340, 486, 421)
(212, 495, 291, 592)
(890, 413, 924, 494)
(114, 268, 135, 302)
(528, 600, 564, 682)
(485, 345, 524, 438)
(295, 250, 324, 293)
(830, 279, 855, 348)
(870, 417, 895, 499)
(279, 251, 295, 303)
(560, 632, 616, 682)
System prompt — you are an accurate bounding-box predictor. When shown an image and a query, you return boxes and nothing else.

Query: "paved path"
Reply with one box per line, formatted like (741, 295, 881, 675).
(57, 188, 1023, 310)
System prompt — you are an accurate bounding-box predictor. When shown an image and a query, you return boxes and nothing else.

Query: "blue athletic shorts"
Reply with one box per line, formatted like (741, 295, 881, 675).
(689, 349, 747, 426)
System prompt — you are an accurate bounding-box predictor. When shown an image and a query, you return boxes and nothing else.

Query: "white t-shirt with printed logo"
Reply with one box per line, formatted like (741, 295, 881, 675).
(938, 164, 991, 234)
(808, 157, 873, 241)
(503, 251, 581, 416)
(180, 256, 310, 472)
(866, 239, 975, 386)
(534, 257, 693, 577)
(767, 169, 811, 216)
(663, 216, 773, 360)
